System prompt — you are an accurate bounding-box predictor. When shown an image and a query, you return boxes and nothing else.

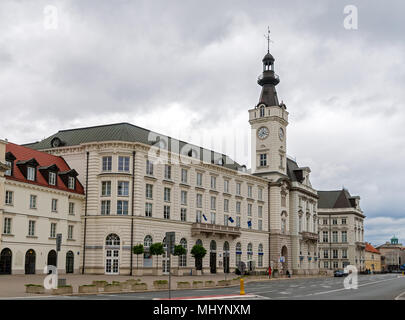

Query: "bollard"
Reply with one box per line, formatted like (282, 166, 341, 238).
(240, 278, 245, 295)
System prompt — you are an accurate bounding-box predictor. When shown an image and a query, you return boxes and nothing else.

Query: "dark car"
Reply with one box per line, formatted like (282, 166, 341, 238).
(334, 270, 348, 277)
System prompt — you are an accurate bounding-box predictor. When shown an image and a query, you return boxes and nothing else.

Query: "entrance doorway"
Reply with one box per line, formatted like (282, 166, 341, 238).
(162, 237, 170, 274)
(25, 249, 36, 274)
(66, 251, 74, 273)
(105, 234, 120, 274)
(223, 242, 230, 273)
(281, 245, 288, 271)
(0, 248, 12, 274)
(210, 240, 217, 274)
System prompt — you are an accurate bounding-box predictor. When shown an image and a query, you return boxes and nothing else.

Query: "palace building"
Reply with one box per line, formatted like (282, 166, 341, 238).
(0, 40, 365, 276)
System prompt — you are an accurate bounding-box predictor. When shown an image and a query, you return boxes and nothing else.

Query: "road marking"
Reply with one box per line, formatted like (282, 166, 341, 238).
(279, 291, 291, 295)
(395, 291, 405, 300)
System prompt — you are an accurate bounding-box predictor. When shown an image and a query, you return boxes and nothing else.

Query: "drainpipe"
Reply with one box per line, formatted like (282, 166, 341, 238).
(129, 151, 136, 275)
(82, 151, 89, 274)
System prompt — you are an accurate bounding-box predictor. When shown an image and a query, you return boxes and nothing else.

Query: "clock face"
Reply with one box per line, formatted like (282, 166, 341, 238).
(279, 128, 284, 141)
(257, 127, 269, 140)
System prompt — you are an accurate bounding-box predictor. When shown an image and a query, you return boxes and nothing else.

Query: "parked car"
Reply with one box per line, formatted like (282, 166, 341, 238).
(334, 270, 348, 277)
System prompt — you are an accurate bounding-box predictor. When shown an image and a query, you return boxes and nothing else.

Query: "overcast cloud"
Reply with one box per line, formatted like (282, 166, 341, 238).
(0, 0, 404, 246)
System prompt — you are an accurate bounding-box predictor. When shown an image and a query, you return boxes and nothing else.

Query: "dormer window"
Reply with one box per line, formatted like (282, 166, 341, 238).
(68, 176, 75, 190)
(49, 172, 57, 186)
(5, 161, 12, 176)
(27, 167, 36, 181)
(5, 152, 16, 176)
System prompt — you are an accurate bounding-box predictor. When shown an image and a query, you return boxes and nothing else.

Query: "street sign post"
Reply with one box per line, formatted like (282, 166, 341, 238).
(165, 232, 175, 299)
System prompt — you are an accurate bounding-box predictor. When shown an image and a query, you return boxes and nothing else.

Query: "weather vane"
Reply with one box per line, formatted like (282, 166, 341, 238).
(264, 26, 272, 53)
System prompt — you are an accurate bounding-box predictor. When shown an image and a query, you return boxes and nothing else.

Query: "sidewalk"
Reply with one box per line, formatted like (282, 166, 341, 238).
(0, 273, 330, 298)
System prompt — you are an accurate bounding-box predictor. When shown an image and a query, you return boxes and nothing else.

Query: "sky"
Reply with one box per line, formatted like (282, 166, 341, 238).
(0, 0, 404, 246)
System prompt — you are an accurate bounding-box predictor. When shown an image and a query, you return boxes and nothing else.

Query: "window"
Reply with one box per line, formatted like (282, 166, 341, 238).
(333, 261, 339, 269)
(323, 249, 329, 259)
(181, 208, 187, 221)
(28, 220, 35, 236)
(332, 231, 338, 243)
(144, 235, 153, 267)
(236, 202, 241, 214)
(3, 218, 11, 234)
(323, 219, 328, 225)
(117, 181, 129, 196)
(50, 223, 56, 238)
(118, 156, 130, 172)
(342, 231, 347, 243)
(68, 176, 75, 190)
(145, 203, 152, 217)
(164, 205, 170, 219)
(236, 216, 241, 227)
(210, 196, 216, 210)
(68, 225, 74, 240)
(164, 187, 171, 202)
(306, 215, 310, 231)
(259, 106, 265, 117)
(258, 219, 263, 231)
(210, 176, 216, 189)
(281, 218, 286, 233)
(224, 214, 229, 226)
(247, 243, 253, 261)
(27, 167, 36, 181)
(342, 218, 347, 225)
(258, 188, 263, 201)
(51, 199, 58, 212)
(196, 210, 202, 223)
(69, 202, 75, 215)
(179, 238, 187, 267)
(101, 181, 111, 196)
(210, 212, 216, 224)
(164, 164, 171, 180)
(224, 199, 229, 212)
(342, 249, 348, 259)
(49, 172, 56, 186)
(196, 172, 203, 186)
(145, 184, 153, 199)
(333, 249, 338, 259)
(324, 261, 329, 269)
(235, 242, 242, 267)
(5, 191, 13, 205)
(5, 161, 12, 176)
(181, 191, 187, 205)
(258, 244, 263, 267)
(181, 168, 188, 183)
(117, 200, 128, 215)
(260, 154, 267, 167)
(248, 186, 253, 198)
(102, 156, 112, 171)
(332, 219, 338, 225)
(247, 204, 252, 216)
(281, 195, 286, 207)
(299, 215, 302, 232)
(236, 183, 241, 195)
(224, 180, 229, 193)
(323, 231, 329, 243)
(101, 200, 111, 215)
(146, 160, 154, 175)
(196, 194, 202, 208)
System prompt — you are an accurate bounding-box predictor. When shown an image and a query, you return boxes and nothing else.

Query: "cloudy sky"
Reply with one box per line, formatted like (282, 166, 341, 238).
(1, 0, 404, 246)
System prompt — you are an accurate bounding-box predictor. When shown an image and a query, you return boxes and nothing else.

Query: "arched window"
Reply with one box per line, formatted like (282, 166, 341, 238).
(223, 241, 230, 252)
(0, 248, 12, 275)
(143, 235, 153, 267)
(66, 251, 74, 274)
(258, 244, 263, 267)
(106, 234, 120, 246)
(179, 238, 187, 267)
(196, 239, 203, 246)
(235, 242, 242, 268)
(210, 240, 216, 251)
(25, 249, 36, 274)
(259, 106, 265, 117)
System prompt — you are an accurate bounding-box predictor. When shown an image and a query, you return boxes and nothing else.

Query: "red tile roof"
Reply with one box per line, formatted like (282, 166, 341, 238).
(365, 243, 380, 254)
(5, 142, 84, 195)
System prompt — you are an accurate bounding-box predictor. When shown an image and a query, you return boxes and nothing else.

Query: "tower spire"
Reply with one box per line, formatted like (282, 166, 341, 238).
(265, 26, 271, 53)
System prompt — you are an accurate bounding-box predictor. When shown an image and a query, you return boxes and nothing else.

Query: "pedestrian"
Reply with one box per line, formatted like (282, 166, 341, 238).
(268, 266, 272, 279)
(286, 270, 291, 278)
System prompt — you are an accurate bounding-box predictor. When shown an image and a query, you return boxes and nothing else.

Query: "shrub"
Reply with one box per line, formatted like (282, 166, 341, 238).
(25, 284, 44, 287)
(154, 280, 168, 285)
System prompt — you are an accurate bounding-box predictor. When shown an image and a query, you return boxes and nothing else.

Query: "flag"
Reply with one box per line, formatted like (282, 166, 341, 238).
(247, 220, 252, 227)
(202, 214, 207, 221)
(228, 217, 234, 223)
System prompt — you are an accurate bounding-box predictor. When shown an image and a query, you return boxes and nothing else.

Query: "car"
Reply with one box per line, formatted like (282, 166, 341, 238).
(334, 270, 349, 277)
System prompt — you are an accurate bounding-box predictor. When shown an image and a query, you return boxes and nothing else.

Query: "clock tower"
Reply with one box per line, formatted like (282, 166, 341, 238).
(249, 35, 288, 179)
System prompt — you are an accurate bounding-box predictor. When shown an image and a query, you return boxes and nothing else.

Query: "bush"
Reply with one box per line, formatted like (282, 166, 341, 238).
(25, 284, 44, 287)
(177, 281, 190, 285)
(154, 280, 168, 285)
(193, 281, 203, 284)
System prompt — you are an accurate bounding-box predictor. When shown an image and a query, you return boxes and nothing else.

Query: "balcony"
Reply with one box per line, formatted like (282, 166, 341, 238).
(355, 241, 366, 248)
(191, 223, 241, 239)
(300, 231, 318, 242)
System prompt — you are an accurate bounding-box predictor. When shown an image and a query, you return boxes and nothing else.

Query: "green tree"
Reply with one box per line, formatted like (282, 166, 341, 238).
(173, 245, 187, 271)
(132, 244, 144, 271)
(150, 242, 164, 272)
(191, 244, 207, 271)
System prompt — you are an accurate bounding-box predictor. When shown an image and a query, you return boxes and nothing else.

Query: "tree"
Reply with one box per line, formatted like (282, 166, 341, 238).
(132, 244, 144, 272)
(191, 244, 207, 271)
(173, 245, 187, 271)
(150, 242, 164, 272)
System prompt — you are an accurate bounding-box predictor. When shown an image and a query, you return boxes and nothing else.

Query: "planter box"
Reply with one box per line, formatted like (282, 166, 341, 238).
(217, 280, 231, 287)
(25, 285, 45, 294)
(52, 286, 73, 295)
(132, 283, 148, 291)
(120, 282, 133, 291)
(177, 282, 191, 289)
(204, 281, 216, 288)
(104, 284, 121, 292)
(153, 282, 169, 290)
(92, 280, 109, 288)
(192, 282, 204, 289)
(78, 285, 98, 294)
(152, 269, 163, 276)
(125, 279, 139, 285)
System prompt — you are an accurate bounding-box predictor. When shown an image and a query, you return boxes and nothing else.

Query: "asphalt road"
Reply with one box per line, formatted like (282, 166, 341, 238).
(9, 273, 405, 300)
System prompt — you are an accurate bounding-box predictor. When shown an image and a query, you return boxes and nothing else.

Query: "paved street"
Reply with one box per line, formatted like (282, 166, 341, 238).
(6, 273, 405, 300)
